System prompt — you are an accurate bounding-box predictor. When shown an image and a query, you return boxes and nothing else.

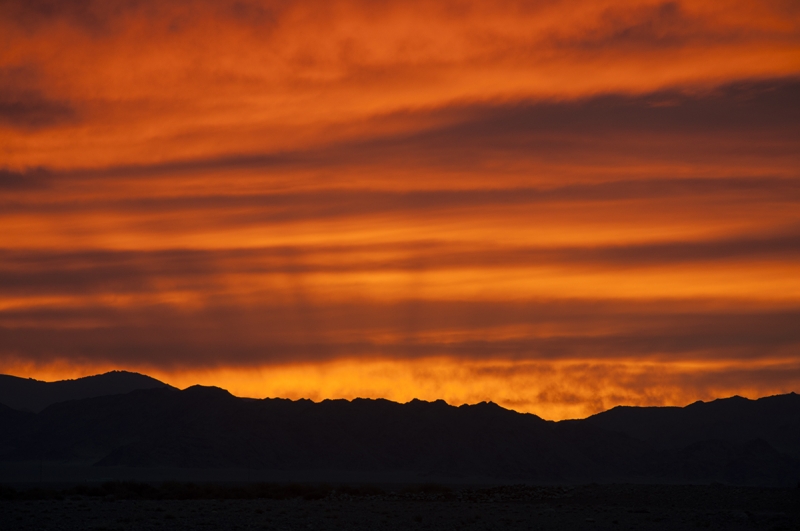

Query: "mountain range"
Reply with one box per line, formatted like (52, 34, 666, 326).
(0, 372, 798, 486)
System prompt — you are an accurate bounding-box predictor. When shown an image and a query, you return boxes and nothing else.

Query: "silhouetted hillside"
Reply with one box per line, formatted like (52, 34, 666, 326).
(0, 371, 174, 412)
(586, 393, 800, 459)
(0, 382, 798, 485)
(1, 387, 639, 480)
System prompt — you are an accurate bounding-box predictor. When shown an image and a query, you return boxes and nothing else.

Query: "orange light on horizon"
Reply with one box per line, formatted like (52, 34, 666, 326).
(2, 357, 799, 421)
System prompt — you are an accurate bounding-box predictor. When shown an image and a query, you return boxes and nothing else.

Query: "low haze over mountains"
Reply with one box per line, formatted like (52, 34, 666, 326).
(0, 372, 798, 486)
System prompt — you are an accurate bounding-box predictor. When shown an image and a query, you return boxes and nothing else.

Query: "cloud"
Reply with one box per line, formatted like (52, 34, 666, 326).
(0, 0, 287, 34)
(1, 296, 798, 366)
(0, 92, 78, 129)
(0, 168, 51, 190)
(561, 1, 744, 51)
(0, 228, 799, 296)
(2, 1, 799, 168)
(5, 77, 798, 177)
(0, 68, 78, 129)
(1, 177, 797, 221)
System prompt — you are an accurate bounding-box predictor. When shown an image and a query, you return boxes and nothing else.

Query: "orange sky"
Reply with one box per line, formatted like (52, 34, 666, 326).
(1, 0, 799, 419)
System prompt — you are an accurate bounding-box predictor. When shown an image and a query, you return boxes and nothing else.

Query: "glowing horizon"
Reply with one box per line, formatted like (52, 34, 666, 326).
(4, 357, 798, 421)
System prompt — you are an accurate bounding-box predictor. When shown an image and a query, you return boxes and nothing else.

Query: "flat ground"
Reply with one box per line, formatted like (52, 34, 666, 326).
(1, 484, 798, 530)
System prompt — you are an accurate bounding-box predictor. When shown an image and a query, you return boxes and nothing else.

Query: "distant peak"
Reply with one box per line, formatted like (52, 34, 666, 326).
(726, 395, 749, 400)
(458, 400, 509, 412)
(93, 370, 164, 380)
(405, 398, 451, 407)
(0, 369, 173, 412)
(706, 395, 751, 406)
(182, 385, 234, 397)
(34, 370, 172, 386)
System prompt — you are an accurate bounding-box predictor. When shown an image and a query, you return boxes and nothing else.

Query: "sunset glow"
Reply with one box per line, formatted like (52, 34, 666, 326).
(1, 0, 799, 419)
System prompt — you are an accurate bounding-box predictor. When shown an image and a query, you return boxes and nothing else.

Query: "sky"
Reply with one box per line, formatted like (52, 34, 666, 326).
(1, 0, 799, 419)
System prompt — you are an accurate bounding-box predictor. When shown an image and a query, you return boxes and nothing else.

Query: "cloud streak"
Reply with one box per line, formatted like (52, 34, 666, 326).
(0, 229, 799, 296)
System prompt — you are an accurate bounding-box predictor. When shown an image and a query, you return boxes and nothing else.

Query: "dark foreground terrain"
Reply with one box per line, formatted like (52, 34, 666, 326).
(2, 375, 799, 486)
(1, 483, 798, 531)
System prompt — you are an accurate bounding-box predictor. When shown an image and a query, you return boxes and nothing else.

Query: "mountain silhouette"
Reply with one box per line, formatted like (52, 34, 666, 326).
(0, 376, 797, 485)
(0, 371, 174, 412)
(586, 393, 800, 460)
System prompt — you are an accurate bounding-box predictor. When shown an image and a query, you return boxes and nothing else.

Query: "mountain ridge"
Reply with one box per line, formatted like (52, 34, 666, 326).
(0, 370, 174, 413)
(0, 375, 798, 485)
